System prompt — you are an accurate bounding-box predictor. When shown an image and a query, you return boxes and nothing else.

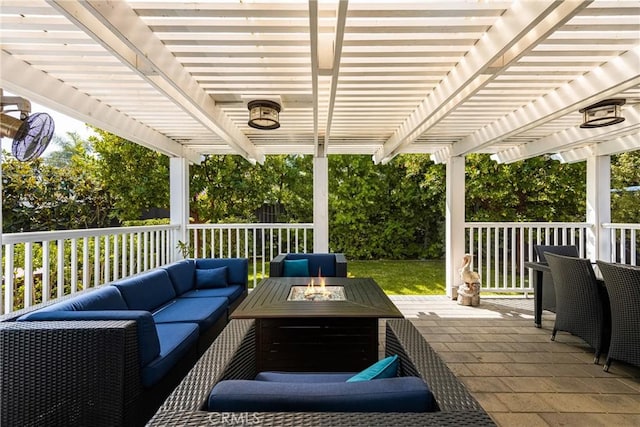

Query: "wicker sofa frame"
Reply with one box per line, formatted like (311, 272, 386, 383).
(149, 318, 495, 426)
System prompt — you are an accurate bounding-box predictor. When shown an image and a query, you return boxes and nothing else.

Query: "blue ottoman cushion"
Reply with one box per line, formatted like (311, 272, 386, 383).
(208, 376, 435, 413)
(255, 372, 355, 383)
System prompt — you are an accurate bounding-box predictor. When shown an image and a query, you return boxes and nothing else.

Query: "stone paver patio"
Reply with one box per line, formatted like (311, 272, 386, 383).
(386, 296, 640, 427)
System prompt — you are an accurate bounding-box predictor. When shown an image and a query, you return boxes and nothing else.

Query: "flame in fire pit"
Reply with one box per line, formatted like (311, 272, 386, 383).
(305, 269, 331, 299)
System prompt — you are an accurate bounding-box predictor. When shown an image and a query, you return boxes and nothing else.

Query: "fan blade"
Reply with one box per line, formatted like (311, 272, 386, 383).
(11, 112, 55, 162)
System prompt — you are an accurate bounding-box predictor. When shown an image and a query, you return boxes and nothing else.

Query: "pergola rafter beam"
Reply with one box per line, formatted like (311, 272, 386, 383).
(492, 104, 640, 164)
(0, 51, 201, 164)
(322, 0, 349, 157)
(372, 0, 588, 164)
(552, 132, 640, 163)
(308, 0, 320, 157)
(452, 46, 640, 157)
(47, 0, 264, 164)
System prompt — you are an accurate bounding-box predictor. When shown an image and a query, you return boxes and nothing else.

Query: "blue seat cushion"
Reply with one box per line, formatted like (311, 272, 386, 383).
(114, 269, 177, 312)
(142, 322, 199, 388)
(18, 310, 160, 368)
(162, 259, 196, 295)
(208, 376, 435, 413)
(283, 259, 310, 277)
(347, 354, 398, 382)
(256, 372, 355, 383)
(179, 285, 244, 304)
(196, 267, 228, 289)
(287, 253, 336, 277)
(152, 297, 228, 331)
(195, 258, 248, 287)
(18, 286, 127, 313)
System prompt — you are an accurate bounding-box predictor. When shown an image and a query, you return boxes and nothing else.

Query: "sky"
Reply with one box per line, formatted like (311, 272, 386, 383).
(1, 95, 94, 156)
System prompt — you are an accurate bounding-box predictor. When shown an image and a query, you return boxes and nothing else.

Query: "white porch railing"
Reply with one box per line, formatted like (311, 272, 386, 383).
(602, 223, 640, 265)
(1, 225, 178, 315)
(465, 222, 592, 295)
(3, 221, 636, 315)
(187, 223, 314, 288)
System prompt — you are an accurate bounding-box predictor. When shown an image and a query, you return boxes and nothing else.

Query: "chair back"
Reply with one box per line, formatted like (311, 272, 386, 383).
(595, 261, 640, 369)
(545, 253, 607, 354)
(534, 245, 578, 264)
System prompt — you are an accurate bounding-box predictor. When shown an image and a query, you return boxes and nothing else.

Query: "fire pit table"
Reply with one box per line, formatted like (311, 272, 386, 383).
(231, 277, 403, 372)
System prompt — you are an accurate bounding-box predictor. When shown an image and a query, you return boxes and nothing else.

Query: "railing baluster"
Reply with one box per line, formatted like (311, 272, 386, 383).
(71, 238, 78, 293)
(112, 235, 119, 281)
(57, 239, 65, 298)
(4, 244, 14, 313)
(136, 232, 142, 274)
(42, 241, 50, 303)
(94, 236, 101, 287)
(83, 237, 90, 290)
(24, 242, 33, 308)
(129, 233, 135, 276)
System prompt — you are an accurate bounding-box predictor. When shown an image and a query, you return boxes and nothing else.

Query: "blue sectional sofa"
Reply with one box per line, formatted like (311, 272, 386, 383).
(1, 257, 248, 427)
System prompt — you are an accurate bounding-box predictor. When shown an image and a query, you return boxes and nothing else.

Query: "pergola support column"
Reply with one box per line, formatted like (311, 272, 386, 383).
(586, 155, 611, 262)
(445, 156, 466, 296)
(313, 156, 329, 253)
(170, 157, 190, 261)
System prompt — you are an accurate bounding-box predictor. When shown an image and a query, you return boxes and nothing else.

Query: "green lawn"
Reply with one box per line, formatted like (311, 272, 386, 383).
(250, 259, 447, 295)
(347, 259, 446, 295)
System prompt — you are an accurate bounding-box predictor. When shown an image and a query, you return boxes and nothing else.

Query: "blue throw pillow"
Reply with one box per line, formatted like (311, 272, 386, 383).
(346, 355, 399, 382)
(196, 267, 228, 289)
(283, 259, 310, 277)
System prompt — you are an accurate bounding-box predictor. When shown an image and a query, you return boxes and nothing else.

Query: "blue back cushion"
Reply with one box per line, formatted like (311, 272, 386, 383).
(283, 259, 310, 277)
(114, 269, 177, 312)
(287, 253, 336, 277)
(195, 258, 248, 286)
(346, 355, 398, 382)
(18, 286, 127, 313)
(196, 267, 228, 288)
(162, 259, 196, 295)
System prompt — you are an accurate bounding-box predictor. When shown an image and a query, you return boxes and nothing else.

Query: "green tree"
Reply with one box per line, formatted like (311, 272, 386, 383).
(2, 136, 111, 232)
(90, 128, 170, 221)
(465, 154, 586, 222)
(328, 155, 445, 259)
(189, 154, 313, 223)
(611, 150, 640, 223)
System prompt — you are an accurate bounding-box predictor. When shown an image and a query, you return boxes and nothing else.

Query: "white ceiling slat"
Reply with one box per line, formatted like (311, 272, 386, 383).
(492, 104, 640, 164)
(452, 47, 640, 157)
(322, 0, 349, 154)
(1, 1, 638, 161)
(0, 51, 200, 164)
(47, 0, 264, 164)
(372, 0, 588, 164)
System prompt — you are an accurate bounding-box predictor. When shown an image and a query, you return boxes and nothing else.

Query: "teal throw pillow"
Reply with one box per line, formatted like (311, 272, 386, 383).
(283, 259, 310, 277)
(196, 266, 228, 289)
(346, 355, 399, 382)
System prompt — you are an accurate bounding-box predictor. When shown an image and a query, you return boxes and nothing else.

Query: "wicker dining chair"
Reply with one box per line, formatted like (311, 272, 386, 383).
(545, 253, 610, 364)
(534, 245, 579, 313)
(596, 260, 640, 372)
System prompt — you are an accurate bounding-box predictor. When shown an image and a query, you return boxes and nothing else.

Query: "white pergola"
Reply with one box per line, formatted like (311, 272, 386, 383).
(1, 1, 639, 293)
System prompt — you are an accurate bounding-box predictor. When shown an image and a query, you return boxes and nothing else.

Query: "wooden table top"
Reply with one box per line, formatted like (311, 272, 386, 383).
(231, 277, 404, 319)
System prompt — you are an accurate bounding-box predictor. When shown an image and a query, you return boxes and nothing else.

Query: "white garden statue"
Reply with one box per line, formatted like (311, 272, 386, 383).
(456, 254, 481, 306)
